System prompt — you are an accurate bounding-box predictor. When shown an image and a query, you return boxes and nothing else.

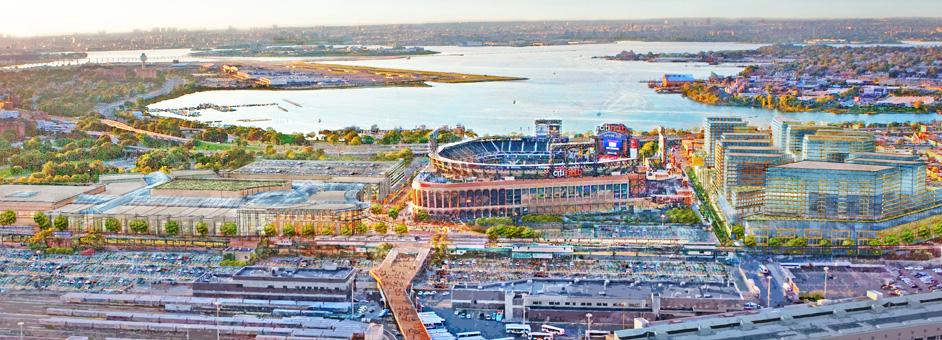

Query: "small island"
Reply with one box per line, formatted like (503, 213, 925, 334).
(628, 44, 942, 114)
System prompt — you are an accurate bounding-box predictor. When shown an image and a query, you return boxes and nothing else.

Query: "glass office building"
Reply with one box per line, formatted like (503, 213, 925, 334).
(703, 117, 748, 167)
(801, 130, 876, 162)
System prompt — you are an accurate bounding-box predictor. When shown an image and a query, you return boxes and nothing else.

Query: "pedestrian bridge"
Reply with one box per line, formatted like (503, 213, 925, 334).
(370, 247, 431, 340)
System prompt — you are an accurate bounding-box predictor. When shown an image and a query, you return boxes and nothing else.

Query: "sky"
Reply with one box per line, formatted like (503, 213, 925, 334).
(5, 0, 942, 37)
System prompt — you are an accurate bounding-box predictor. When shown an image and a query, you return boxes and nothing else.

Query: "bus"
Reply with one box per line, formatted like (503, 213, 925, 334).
(586, 330, 611, 339)
(540, 325, 565, 336)
(529, 332, 554, 340)
(506, 323, 531, 336)
(457, 332, 482, 338)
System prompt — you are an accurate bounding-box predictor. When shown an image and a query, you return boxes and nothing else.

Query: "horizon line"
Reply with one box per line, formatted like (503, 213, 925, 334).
(8, 16, 942, 39)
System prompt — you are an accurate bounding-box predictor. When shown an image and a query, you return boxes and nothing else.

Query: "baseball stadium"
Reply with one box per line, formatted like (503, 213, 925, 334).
(412, 121, 643, 221)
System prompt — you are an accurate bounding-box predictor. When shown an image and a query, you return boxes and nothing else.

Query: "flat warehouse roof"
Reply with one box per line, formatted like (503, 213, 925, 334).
(233, 159, 402, 177)
(0, 184, 100, 203)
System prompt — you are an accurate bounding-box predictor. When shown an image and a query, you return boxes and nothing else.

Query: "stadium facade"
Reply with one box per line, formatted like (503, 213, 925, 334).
(412, 122, 641, 220)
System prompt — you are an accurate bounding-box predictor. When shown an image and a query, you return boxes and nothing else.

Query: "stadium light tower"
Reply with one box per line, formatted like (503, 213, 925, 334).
(140, 52, 148, 69)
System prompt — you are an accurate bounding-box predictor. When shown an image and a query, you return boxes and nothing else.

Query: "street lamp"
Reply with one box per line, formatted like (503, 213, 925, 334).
(585, 313, 593, 340)
(766, 274, 772, 308)
(17, 321, 24, 340)
(214, 301, 221, 340)
(823, 266, 830, 301)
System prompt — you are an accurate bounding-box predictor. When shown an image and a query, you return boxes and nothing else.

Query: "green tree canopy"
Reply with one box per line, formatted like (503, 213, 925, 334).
(374, 222, 388, 234)
(105, 218, 121, 233)
(128, 219, 149, 234)
(221, 222, 238, 236)
(165, 220, 179, 235)
(53, 215, 69, 231)
(0, 210, 16, 225)
(394, 223, 408, 235)
(195, 221, 209, 236)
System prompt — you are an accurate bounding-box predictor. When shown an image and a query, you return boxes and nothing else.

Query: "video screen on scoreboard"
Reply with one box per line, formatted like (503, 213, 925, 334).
(603, 137, 623, 155)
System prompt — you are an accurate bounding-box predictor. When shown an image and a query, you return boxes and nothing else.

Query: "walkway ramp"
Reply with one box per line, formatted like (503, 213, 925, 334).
(370, 247, 431, 340)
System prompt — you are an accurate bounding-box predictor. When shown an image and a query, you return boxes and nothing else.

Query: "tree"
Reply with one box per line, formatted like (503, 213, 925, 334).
(767, 237, 782, 247)
(370, 203, 383, 215)
(901, 230, 915, 244)
(221, 222, 238, 236)
(33, 212, 51, 229)
(918, 226, 931, 240)
(53, 215, 69, 231)
(374, 222, 388, 234)
(105, 218, 121, 233)
(318, 225, 335, 236)
(195, 221, 209, 237)
(731, 225, 745, 240)
(263, 223, 277, 237)
(841, 239, 855, 247)
(744, 235, 757, 247)
(301, 224, 316, 237)
(415, 211, 429, 222)
(0, 210, 16, 225)
(882, 234, 900, 246)
(340, 225, 353, 236)
(388, 207, 400, 220)
(818, 239, 831, 247)
(355, 222, 369, 235)
(934, 222, 942, 236)
(282, 223, 296, 237)
(394, 223, 408, 235)
(165, 220, 179, 236)
(640, 141, 658, 159)
(785, 237, 808, 247)
(129, 219, 149, 234)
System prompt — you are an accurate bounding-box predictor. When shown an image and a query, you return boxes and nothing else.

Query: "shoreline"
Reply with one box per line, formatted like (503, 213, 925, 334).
(677, 95, 939, 116)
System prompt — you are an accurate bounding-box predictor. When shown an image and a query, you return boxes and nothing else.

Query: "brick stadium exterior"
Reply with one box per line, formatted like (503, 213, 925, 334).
(412, 132, 638, 221)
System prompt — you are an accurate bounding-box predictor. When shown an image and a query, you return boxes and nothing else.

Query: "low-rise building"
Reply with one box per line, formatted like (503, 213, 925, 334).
(612, 291, 942, 340)
(193, 266, 356, 302)
(451, 278, 744, 324)
(225, 159, 407, 202)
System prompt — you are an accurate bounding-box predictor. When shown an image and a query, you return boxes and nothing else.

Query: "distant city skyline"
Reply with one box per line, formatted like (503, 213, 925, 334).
(5, 0, 942, 37)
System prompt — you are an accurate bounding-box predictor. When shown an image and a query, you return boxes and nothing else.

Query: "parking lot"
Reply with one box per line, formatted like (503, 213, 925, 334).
(0, 249, 230, 292)
(788, 265, 897, 299)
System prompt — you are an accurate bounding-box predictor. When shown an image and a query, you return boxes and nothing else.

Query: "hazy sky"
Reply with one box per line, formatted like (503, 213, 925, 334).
(6, 0, 942, 37)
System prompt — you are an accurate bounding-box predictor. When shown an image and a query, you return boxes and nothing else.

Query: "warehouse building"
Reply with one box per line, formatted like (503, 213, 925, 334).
(225, 159, 407, 202)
